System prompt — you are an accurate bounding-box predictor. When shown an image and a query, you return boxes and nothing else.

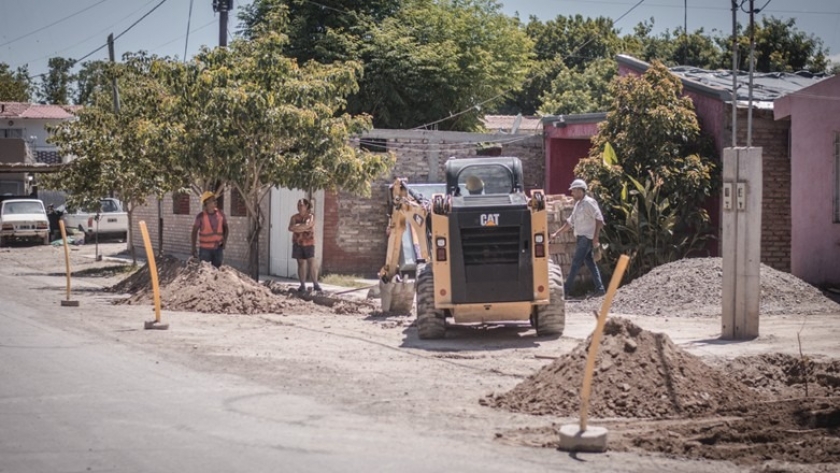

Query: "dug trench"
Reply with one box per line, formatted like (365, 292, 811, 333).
(487, 318, 840, 468)
(108, 255, 840, 468)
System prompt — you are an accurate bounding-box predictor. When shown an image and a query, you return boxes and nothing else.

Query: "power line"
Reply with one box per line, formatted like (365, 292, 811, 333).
(0, 0, 113, 48)
(150, 20, 216, 55)
(27, 0, 172, 80)
(184, 0, 196, 61)
(14, 0, 160, 69)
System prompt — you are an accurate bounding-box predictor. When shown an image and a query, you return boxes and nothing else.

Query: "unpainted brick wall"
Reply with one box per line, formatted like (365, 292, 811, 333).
(322, 130, 546, 275)
(728, 109, 791, 273)
(130, 189, 270, 274)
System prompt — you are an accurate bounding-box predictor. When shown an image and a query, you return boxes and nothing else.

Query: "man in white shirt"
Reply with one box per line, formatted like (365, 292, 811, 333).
(551, 179, 606, 298)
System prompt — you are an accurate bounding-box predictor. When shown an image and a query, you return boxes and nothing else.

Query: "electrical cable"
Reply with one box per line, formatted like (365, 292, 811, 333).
(27, 0, 172, 80)
(15, 0, 159, 70)
(0, 0, 113, 48)
(150, 20, 216, 55)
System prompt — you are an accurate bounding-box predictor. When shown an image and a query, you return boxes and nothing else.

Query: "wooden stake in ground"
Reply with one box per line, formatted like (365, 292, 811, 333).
(139, 221, 168, 330)
(558, 254, 629, 452)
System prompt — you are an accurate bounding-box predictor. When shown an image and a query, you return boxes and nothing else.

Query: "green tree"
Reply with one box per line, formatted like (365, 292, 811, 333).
(74, 60, 111, 105)
(242, 0, 532, 130)
(538, 57, 616, 116)
(495, 14, 622, 115)
(0, 63, 32, 102)
(157, 16, 393, 278)
(575, 61, 717, 280)
(40, 55, 180, 263)
(38, 57, 76, 104)
(716, 17, 829, 73)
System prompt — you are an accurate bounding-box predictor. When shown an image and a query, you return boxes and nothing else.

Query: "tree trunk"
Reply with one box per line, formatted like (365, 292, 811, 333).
(126, 205, 137, 265)
(247, 191, 262, 281)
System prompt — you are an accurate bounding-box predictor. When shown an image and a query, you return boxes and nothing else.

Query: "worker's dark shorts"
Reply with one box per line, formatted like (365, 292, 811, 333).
(292, 244, 315, 260)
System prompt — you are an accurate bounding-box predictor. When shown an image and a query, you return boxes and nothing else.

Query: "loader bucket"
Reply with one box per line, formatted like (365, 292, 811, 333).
(379, 280, 416, 314)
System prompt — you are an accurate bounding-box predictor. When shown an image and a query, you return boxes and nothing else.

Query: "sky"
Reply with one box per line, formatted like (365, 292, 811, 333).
(1, 0, 839, 82)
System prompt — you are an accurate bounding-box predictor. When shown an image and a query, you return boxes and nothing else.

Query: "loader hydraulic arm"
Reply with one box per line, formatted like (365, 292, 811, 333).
(378, 178, 431, 284)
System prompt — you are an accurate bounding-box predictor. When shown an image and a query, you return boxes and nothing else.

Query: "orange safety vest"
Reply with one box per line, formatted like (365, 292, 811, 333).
(199, 211, 225, 249)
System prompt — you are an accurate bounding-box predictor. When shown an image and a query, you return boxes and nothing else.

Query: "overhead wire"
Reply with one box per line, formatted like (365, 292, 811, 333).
(15, 0, 160, 69)
(26, 0, 172, 80)
(0, 0, 113, 48)
(184, 0, 196, 61)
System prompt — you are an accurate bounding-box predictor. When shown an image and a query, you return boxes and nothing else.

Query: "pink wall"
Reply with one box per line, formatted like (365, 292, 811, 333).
(775, 76, 840, 285)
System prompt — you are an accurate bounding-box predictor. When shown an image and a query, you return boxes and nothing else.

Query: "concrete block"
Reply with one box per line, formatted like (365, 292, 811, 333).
(558, 424, 608, 453)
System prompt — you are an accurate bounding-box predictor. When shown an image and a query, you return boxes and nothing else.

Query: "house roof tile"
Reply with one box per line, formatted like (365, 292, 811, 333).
(0, 102, 78, 120)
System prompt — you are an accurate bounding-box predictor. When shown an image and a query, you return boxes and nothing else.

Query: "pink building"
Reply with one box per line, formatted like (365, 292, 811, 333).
(775, 75, 840, 286)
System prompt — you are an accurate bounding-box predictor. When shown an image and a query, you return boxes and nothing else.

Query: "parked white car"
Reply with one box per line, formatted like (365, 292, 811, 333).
(59, 198, 129, 241)
(0, 199, 50, 246)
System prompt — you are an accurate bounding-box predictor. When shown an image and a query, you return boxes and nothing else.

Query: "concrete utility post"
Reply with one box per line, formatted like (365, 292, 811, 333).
(721, 147, 763, 339)
(213, 0, 233, 47)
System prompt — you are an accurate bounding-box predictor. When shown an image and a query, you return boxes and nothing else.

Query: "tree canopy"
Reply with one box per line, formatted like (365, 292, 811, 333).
(0, 63, 32, 102)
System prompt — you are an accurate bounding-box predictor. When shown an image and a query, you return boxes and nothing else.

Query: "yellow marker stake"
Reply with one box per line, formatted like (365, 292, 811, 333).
(58, 220, 79, 307)
(579, 254, 630, 431)
(139, 221, 166, 329)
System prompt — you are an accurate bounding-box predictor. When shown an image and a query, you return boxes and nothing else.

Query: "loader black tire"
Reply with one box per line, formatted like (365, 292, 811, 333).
(534, 259, 565, 336)
(415, 263, 445, 339)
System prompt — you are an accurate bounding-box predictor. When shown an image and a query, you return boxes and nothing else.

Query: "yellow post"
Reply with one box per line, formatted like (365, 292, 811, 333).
(579, 254, 630, 431)
(139, 221, 167, 329)
(58, 220, 79, 307)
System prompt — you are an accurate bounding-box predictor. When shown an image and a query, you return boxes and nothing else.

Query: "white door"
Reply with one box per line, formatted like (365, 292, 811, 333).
(269, 188, 324, 278)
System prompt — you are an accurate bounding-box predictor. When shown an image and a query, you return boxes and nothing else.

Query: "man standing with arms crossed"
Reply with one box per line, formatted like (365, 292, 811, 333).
(288, 198, 322, 292)
(552, 179, 605, 299)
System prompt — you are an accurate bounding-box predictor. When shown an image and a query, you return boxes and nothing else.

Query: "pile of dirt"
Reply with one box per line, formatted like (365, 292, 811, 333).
(483, 317, 762, 418)
(107, 255, 185, 294)
(631, 398, 840, 466)
(721, 353, 840, 399)
(576, 257, 839, 317)
(119, 259, 286, 315)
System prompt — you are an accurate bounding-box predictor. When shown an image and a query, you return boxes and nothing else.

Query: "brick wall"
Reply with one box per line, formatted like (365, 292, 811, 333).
(322, 129, 545, 275)
(727, 108, 791, 272)
(131, 189, 270, 275)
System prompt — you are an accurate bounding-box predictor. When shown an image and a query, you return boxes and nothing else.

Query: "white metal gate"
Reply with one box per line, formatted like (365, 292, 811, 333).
(269, 187, 324, 278)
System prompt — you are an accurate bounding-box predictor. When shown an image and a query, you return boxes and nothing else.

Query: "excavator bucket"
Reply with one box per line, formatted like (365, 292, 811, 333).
(379, 279, 416, 314)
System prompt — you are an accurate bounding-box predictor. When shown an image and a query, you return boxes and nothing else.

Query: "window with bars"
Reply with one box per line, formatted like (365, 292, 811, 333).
(173, 192, 191, 215)
(835, 132, 840, 223)
(1, 129, 24, 138)
(230, 188, 248, 217)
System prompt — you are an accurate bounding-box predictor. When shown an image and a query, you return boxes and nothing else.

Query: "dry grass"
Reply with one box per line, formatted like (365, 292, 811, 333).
(321, 273, 370, 288)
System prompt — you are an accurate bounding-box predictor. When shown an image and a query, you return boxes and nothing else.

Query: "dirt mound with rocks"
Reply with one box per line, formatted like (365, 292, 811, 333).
(721, 353, 840, 399)
(107, 255, 185, 294)
(484, 317, 762, 418)
(575, 257, 839, 317)
(116, 258, 285, 315)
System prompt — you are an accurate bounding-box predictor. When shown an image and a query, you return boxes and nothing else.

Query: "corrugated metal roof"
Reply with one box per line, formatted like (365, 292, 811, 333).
(481, 115, 543, 134)
(669, 66, 830, 103)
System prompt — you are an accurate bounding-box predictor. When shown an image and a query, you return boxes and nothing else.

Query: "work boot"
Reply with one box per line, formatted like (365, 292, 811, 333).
(297, 284, 306, 292)
(313, 283, 323, 292)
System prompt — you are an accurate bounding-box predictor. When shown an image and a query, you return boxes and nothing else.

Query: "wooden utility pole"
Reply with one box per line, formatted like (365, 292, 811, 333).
(213, 0, 233, 47)
(107, 33, 120, 114)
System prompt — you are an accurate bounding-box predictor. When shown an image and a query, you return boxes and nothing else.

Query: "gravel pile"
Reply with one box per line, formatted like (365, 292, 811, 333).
(574, 257, 839, 317)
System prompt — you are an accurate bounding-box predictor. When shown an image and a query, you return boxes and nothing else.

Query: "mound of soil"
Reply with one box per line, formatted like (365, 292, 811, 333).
(107, 255, 185, 295)
(119, 259, 285, 315)
(484, 317, 762, 418)
(722, 353, 840, 399)
(577, 258, 839, 317)
(632, 398, 840, 466)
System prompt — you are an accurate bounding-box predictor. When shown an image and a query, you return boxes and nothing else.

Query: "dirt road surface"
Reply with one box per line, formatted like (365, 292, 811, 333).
(2, 242, 839, 472)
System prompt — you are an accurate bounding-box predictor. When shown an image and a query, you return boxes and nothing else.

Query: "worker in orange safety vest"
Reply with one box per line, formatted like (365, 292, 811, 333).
(190, 191, 229, 268)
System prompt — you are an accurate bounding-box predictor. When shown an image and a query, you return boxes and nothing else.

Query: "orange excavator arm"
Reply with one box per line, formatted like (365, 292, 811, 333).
(378, 178, 430, 284)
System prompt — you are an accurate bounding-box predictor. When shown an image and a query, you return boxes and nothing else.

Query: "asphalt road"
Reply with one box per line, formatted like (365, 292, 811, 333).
(0, 275, 568, 473)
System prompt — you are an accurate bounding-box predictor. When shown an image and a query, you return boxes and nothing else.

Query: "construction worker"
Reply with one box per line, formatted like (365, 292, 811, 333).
(191, 191, 229, 268)
(465, 175, 484, 195)
(288, 198, 322, 292)
(551, 179, 605, 299)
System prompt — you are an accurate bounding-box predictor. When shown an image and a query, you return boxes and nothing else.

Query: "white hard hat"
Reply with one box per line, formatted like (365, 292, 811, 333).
(569, 179, 588, 191)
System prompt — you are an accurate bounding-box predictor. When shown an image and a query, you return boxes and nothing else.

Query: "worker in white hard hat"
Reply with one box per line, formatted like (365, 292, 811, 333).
(551, 178, 605, 299)
(465, 175, 484, 195)
(190, 191, 229, 268)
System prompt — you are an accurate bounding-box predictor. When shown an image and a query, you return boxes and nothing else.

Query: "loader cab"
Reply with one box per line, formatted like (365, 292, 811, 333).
(445, 157, 525, 197)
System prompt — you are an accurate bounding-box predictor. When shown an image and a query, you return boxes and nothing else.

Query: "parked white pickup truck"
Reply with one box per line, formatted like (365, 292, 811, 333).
(0, 199, 50, 246)
(60, 198, 129, 241)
